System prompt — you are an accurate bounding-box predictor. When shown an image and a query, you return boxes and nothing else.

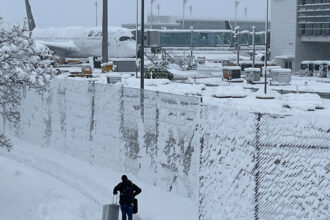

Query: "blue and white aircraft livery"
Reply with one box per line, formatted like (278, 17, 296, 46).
(25, 0, 136, 58)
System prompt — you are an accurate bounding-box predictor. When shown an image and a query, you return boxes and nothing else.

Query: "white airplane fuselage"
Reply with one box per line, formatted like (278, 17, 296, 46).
(32, 26, 136, 58)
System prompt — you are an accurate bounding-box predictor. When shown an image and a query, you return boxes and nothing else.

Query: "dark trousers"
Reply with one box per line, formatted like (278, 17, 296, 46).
(120, 204, 133, 220)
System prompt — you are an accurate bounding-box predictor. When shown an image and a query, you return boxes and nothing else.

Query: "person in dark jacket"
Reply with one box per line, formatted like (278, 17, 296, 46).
(113, 175, 141, 220)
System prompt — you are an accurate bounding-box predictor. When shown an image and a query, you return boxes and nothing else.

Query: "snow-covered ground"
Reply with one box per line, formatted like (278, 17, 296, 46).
(0, 138, 197, 220)
(63, 69, 330, 115)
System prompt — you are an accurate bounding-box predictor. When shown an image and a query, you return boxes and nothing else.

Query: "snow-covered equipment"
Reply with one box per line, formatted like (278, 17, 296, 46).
(300, 61, 310, 76)
(245, 68, 261, 83)
(197, 56, 206, 65)
(102, 195, 119, 220)
(271, 68, 292, 85)
(145, 66, 174, 80)
(327, 61, 330, 78)
(107, 74, 122, 84)
(222, 66, 241, 80)
(81, 64, 93, 75)
(262, 66, 281, 77)
(239, 60, 264, 71)
(102, 62, 114, 73)
(112, 59, 136, 72)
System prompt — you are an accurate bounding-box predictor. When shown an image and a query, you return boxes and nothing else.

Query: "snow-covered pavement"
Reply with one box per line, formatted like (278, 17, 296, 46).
(0, 138, 197, 220)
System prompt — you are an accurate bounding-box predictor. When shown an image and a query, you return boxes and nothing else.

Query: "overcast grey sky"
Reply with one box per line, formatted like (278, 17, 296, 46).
(0, 0, 267, 28)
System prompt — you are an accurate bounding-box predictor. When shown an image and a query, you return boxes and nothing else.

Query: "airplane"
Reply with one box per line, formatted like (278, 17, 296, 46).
(25, 0, 136, 59)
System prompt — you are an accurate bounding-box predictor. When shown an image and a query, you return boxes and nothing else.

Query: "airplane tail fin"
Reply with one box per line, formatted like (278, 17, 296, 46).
(225, 20, 232, 31)
(25, 0, 36, 31)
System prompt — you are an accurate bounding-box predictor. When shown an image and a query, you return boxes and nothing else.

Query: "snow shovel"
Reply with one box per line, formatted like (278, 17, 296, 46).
(102, 195, 119, 220)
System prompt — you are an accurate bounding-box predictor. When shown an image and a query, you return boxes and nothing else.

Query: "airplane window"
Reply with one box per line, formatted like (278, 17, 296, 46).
(119, 36, 132, 41)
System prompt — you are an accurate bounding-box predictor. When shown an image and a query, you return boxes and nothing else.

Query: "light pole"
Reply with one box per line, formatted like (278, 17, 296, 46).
(189, 5, 192, 16)
(235, 0, 239, 27)
(102, 0, 108, 63)
(264, 0, 269, 94)
(190, 26, 193, 58)
(183, 0, 188, 29)
(95, 1, 98, 27)
(252, 26, 256, 68)
(136, 0, 139, 78)
(235, 26, 240, 66)
(150, 0, 155, 29)
(157, 4, 160, 17)
(141, 0, 145, 89)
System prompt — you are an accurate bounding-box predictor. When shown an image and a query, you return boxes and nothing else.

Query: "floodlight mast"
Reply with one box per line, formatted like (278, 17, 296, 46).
(151, 0, 155, 29)
(141, 0, 145, 89)
(264, 0, 269, 94)
(183, 0, 188, 29)
(102, 0, 108, 63)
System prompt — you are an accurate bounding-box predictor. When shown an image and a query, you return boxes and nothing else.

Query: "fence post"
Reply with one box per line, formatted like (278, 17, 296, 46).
(254, 113, 262, 220)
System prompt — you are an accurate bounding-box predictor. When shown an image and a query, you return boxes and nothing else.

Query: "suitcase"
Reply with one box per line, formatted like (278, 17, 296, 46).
(102, 196, 119, 220)
(132, 198, 138, 214)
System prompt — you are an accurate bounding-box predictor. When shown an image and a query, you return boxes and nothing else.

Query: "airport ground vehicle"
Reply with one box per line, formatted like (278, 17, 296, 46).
(145, 66, 174, 80)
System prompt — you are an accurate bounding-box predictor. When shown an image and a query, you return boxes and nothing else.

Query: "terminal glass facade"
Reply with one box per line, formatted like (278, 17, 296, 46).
(298, 0, 330, 36)
(158, 31, 265, 47)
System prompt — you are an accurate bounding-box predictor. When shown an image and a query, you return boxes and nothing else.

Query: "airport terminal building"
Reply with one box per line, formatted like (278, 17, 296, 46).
(122, 16, 266, 32)
(271, 0, 330, 72)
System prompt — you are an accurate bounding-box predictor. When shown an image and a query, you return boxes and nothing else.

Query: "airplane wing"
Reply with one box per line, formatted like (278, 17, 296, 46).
(36, 40, 79, 57)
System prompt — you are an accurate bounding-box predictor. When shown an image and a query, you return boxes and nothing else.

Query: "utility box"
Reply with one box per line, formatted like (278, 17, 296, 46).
(262, 66, 281, 77)
(222, 66, 241, 80)
(112, 59, 136, 72)
(271, 68, 292, 84)
(245, 68, 261, 83)
(107, 74, 122, 84)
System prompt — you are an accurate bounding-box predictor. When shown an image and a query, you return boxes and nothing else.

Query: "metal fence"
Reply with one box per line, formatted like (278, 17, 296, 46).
(2, 78, 330, 219)
(199, 106, 330, 220)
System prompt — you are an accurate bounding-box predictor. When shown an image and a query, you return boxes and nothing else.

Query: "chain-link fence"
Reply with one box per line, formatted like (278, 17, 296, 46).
(1, 78, 329, 219)
(199, 106, 330, 220)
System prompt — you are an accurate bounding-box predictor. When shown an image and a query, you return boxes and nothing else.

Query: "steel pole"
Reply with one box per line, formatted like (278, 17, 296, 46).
(136, 0, 139, 78)
(141, 0, 145, 89)
(236, 27, 240, 66)
(183, 0, 185, 29)
(150, 0, 153, 29)
(102, 0, 108, 63)
(264, 0, 269, 94)
(190, 26, 193, 57)
(95, 1, 98, 27)
(252, 26, 256, 68)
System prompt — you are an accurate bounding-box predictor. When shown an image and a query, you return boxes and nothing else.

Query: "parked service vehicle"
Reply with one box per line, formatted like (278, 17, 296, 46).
(69, 64, 93, 78)
(313, 61, 324, 77)
(308, 62, 315, 76)
(145, 66, 174, 80)
(300, 61, 309, 76)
